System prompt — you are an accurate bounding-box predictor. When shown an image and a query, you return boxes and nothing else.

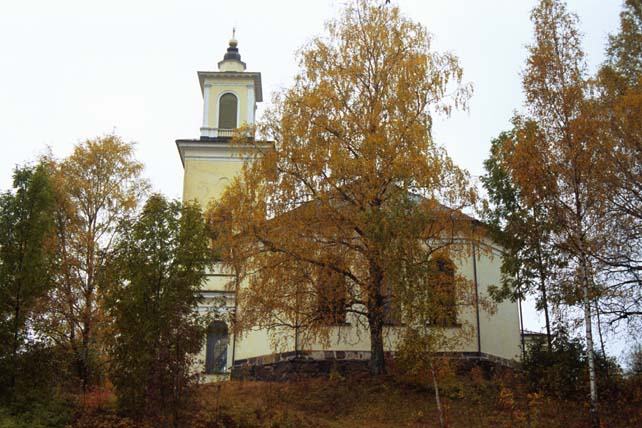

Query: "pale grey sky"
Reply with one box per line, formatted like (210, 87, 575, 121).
(0, 0, 627, 355)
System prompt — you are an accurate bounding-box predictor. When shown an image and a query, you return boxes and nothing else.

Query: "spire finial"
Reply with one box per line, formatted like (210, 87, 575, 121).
(229, 27, 238, 48)
(219, 27, 245, 71)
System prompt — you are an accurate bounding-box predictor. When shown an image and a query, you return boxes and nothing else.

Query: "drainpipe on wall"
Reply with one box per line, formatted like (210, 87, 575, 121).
(518, 294, 526, 362)
(230, 260, 240, 373)
(472, 239, 482, 355)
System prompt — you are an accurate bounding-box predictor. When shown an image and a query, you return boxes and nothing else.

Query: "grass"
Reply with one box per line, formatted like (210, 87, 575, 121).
(188, 368, 642, 428)
(18, 364, 638, 428)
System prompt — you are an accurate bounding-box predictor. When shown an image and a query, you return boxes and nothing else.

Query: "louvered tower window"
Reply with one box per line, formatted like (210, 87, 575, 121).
(218, 93, 238, 129)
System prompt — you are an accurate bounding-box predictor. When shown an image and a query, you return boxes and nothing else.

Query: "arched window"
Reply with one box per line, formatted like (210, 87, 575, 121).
(383, 281, 401, 325)
(205, 321, 228, 374)
(316, 264, 347, 325)
(218, 93, 238, 129)
(429, 255, 457, 326)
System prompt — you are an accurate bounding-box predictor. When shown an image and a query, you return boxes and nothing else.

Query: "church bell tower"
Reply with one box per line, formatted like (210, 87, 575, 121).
(176, 36, 267, 206)
(199, 34, 263, 139)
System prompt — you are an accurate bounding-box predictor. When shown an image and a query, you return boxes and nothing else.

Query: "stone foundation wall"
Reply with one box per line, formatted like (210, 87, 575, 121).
(231, 350, 517, 381)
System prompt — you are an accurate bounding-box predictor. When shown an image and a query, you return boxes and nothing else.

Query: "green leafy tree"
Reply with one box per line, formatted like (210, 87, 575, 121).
(482, 130, 562, 348)
(107, 195, 211, 426)
(522, 323, 587, 399)
(523, 323, 623, 403)
(0, 164, 54, 400)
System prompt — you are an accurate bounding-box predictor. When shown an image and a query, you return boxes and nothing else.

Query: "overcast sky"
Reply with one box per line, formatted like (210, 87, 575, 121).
(0, 0, 628, 355)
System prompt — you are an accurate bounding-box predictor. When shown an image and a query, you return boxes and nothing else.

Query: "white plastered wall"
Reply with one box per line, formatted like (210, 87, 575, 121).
(231, 242, 522, 363)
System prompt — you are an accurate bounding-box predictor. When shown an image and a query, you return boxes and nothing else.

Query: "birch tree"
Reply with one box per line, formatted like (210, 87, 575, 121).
(39, 135, 148, 391)
(209, 0, 476, 375)
(505, 1, 614, 425)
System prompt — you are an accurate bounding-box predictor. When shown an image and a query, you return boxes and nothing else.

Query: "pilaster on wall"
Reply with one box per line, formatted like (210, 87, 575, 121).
(202, 84, 211, 129)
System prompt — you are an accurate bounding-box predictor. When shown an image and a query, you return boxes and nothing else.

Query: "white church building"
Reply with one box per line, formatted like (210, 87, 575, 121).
(175, 39, 523, 379)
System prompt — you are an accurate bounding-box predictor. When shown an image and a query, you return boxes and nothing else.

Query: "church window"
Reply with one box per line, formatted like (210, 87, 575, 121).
(205, 321, 228, 374)
(428, 255, 457, 326)
(383, 283, 401, 325)
(316, 265, 347, 325)
(218, 93, 238, 129)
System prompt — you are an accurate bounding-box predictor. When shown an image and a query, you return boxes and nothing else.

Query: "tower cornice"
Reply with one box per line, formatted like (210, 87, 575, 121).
(175, 139, 274, 168)
(197, 71, 263, 102)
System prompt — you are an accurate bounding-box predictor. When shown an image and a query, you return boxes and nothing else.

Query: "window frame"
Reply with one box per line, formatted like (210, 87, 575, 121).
(205, 320, 229, 374)
(217, 92, 239, 130)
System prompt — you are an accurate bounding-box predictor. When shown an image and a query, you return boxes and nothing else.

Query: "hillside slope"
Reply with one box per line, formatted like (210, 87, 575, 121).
(187, 371, 641, 428)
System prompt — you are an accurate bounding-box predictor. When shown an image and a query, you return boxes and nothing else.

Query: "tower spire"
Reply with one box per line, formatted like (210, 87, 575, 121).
(218, 30, 246, 71)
